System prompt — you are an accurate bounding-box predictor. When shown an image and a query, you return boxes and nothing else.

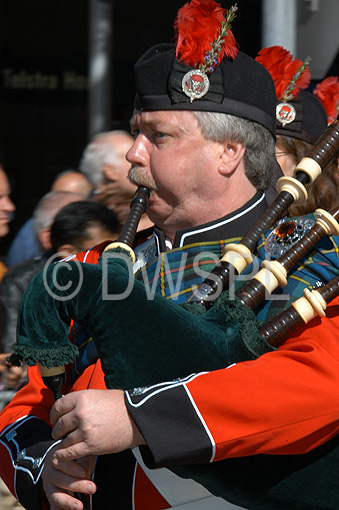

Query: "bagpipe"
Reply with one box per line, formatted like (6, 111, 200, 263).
(8, 115, 339, 394)
(7, 116, 339, 510)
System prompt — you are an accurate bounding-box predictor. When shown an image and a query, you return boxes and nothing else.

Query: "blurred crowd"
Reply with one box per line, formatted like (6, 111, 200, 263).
(0, 130, 154, 510)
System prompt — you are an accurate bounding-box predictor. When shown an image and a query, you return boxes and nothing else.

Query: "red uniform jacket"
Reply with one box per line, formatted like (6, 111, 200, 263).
(2, 222, 339, 509)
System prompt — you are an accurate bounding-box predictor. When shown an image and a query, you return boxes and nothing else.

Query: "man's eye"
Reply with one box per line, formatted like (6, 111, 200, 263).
(131, 129, 139, 138)
(154, 132, 167, 139)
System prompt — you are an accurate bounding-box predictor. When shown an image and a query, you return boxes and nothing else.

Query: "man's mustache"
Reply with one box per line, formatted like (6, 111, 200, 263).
(128, 167, 158, 191)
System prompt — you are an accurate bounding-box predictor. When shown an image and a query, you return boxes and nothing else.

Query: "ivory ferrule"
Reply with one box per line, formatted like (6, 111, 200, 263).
(260, 260, 288, 288)
(103, 242, 136, 264)
(294, 157, 322, 184)
(276, 176, 308, 205)
(303, 288, 327, 318)
(314, 209, 339, 236)
(252, 267, 279, 294)
(221, 243, 253, 274)
(292, 288, 327, 323)
(39, 365, 65, 377)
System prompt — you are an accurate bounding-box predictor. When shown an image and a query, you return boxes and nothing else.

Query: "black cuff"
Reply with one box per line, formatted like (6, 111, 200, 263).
(125, 376, 213, 468)
(0, 416, 57, 510)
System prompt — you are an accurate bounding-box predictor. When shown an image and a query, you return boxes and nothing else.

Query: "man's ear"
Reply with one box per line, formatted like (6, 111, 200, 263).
(38, 228, 52, 251)
(217, 142, 246, 177)
(103, 163, 116, 181)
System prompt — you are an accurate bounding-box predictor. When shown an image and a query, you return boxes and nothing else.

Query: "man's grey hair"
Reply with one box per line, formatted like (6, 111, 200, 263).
(33, 190, 83, 239)
(79, 130, 128, 187)
(193, 111, 276, 190)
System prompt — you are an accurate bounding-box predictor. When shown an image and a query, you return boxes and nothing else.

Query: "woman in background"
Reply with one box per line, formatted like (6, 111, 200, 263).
(256, 46, 339, 216)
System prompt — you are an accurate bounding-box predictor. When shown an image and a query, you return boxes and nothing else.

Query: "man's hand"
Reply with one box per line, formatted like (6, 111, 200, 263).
(42, 443, 96, 510)
(0, 353, 27, 389)
(50, 389, 145, 462)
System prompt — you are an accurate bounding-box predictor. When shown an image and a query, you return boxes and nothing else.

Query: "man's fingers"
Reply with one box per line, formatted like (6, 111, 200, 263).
(43, 444, 97, 510)
(53, 441, 91, 462)
(45, 459, 94, 489)
(45, 487, 86, 510)
(51, 420, 89, 455)
(51, 457, 87, 478)
(50, 394, 76, 425)
(43, 469, 96, 510)
(51, 415, 75, 440)
(51, 455, 97, 479)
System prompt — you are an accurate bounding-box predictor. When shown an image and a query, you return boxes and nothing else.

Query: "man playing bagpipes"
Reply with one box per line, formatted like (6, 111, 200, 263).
(2, 2, 339, 509)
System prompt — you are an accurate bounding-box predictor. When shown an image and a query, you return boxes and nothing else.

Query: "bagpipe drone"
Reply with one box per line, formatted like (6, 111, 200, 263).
(8, 0, 339, 401)
(8, 115, 339, 394)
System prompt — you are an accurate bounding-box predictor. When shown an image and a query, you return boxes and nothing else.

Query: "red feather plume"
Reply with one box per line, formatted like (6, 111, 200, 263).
(313, 77, 339, 123)
(174, 0, 238, 69)
(256, 45, 311, 101)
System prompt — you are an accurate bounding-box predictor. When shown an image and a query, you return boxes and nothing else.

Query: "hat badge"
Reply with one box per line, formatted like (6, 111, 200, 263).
(182, 69, 210, 103)
(276, 102, 296, 127)
(176, 3, 238, 104)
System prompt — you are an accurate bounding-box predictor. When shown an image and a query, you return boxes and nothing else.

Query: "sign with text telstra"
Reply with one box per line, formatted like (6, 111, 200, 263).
(0, 56, 89, 103)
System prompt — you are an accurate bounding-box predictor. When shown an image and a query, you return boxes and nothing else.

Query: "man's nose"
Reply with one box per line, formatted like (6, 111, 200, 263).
(126, 135, 150, 168)
(4, 196, 15, 212)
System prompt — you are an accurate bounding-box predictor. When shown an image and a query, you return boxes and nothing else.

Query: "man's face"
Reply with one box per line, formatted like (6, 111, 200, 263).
(103, 134, 136, 195)
(0, 169, 15, 238)
(127, 110, 224, 236)
(275, 144, 297, 177)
